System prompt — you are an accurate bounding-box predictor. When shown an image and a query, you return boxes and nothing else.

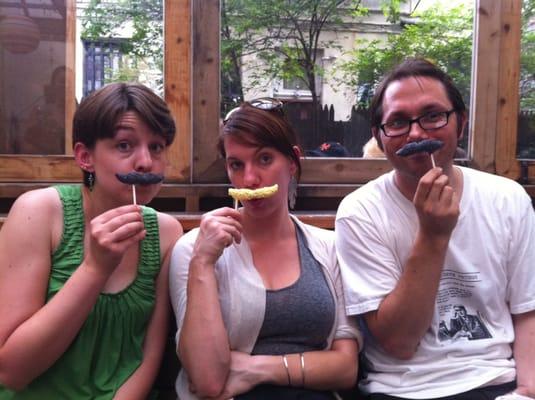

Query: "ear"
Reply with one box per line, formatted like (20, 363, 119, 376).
(371, 127, 384, 152)
(290, 145, 302, 175)
(74, 142, 94, 172)
(457, 111, 468, 141)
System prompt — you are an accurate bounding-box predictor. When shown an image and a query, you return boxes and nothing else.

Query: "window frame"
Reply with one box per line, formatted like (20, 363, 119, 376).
(1, 0, 532, 205)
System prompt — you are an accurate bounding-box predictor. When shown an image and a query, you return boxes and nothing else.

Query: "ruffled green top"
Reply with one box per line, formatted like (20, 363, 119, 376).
(0, 185, 161, 400)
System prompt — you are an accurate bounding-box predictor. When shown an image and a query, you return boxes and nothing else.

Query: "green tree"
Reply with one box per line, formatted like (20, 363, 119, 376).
(338, 4, 474, 108)
(80, 0, 163, 92)
(520, 0, 535, 111)
(220, 1, 407, 111)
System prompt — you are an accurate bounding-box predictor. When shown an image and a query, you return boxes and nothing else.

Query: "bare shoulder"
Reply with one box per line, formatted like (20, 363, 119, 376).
(2, 187, 61, 234)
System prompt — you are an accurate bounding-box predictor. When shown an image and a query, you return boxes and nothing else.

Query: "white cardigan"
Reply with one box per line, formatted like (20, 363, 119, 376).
(169, 215, 361, 400)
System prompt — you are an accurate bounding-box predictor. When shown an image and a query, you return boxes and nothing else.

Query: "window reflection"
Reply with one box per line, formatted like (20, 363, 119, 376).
(220, 0, 473, 159)
(518, 0, 535, 159)
(0, 1, 67, 154)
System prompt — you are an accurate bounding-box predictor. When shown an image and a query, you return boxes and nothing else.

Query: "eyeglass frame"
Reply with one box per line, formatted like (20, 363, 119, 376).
(379, 109, 457, 137)
(223, 97, 284, 123)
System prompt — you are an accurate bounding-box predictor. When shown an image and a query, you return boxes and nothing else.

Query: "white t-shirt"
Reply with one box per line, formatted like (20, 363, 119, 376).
(336, 166, 535, 399)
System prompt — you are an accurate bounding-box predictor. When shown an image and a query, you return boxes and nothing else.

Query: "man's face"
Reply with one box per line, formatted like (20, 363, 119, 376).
(376, 76, 466, 181)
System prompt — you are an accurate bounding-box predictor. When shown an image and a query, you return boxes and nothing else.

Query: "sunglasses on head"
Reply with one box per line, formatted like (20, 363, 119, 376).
(223, 97, 284, 123)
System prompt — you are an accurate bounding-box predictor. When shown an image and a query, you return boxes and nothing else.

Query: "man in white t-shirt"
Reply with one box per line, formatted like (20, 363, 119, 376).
(336, 58, 535, 400)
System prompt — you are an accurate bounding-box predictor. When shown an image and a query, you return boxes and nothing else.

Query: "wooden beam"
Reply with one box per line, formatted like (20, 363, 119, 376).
(471, 0, 502, 173)
(494, 0, 521, 179)
(164, 0, 191, 182)
(191, 0, 221, 183)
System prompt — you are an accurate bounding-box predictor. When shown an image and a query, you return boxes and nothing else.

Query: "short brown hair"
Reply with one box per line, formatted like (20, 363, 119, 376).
(73, 82, 176, 149)
(73, 83, 176, 186)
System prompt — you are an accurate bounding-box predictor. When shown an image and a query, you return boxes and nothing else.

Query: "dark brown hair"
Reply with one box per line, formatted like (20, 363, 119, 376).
(218, 102, 302, 180)
(73, 82, 176, 186)
(370, 58, 466, 148)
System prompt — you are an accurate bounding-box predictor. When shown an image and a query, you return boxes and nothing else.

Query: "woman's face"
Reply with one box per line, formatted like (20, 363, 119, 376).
(78, 111, 168, 206)
(224, 134, 296, 216)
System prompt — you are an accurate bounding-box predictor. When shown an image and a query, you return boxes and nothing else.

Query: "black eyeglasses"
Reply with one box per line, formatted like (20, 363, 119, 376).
(223, 97, 284, 123)
(380, 109, 457, 137)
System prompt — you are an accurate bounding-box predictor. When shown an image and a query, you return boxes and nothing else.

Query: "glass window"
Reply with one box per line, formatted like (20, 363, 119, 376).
(0, 1, 68, 154)
(220, 0, 474, 159)
(518, 0, 535, 160)
(78, 0, 164, 98)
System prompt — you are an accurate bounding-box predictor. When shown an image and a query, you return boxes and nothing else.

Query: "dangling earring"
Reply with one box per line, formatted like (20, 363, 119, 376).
(288, 175, 297, 209)
(88, 171, 95, 191)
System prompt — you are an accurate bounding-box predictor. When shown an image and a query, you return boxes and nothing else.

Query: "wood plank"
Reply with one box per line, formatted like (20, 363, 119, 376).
(0, 156, 81, 182)
(164, 0, 191, 182)
(191, 0, 222, 183)
(494, 0, 521, 179)
(471, 0, 502, 173)
(64, 0, 75, 155)
(300, 158, 392, 184)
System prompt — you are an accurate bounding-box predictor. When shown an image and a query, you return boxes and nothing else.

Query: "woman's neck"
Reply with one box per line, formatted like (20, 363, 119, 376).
(242, 207, 294, 243)
(81, 185, 126, 221)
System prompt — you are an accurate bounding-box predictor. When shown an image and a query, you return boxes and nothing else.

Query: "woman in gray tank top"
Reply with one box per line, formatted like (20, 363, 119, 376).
(170, 99, 362, 400)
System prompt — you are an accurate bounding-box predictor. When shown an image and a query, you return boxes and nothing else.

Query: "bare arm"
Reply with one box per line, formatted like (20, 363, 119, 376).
(365, 168, 459, 359)
(114, 214, 183, 399)
(513, 311, 535, 398)
(0, 189, 146, 390)
(175, 208, 242, 398)
(211, 339, 358, 399)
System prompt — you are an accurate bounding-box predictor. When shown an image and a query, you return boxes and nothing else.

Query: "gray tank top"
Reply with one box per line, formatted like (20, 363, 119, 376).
(251, 223, 335, 355)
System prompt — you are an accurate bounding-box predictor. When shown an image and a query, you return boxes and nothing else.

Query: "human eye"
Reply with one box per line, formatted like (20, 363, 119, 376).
(149, 142, 165, 155)
(227, 159, 243, 171)
(422, 111, 444, 123)
(258, 152, 273, 165)
(385, 119, 408, 130)
(116, 141, 131, 152)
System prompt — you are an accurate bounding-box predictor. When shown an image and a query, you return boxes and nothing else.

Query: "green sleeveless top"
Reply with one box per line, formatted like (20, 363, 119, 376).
(0, 185, 161, 400)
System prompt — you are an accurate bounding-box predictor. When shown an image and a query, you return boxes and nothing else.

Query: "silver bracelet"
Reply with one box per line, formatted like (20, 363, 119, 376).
(282, 354, 291, 386)
(300, 353, 305, 386)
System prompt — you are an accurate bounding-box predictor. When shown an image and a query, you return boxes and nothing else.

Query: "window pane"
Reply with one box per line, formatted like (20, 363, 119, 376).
(0, 1, 68, 154)
(220, 0, 473, 158)
(518, 0, 535, 160)
(77, 0, 164, 100)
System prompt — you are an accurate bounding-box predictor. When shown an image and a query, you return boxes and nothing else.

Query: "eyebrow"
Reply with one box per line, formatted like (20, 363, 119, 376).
(385, 104, 451, 120)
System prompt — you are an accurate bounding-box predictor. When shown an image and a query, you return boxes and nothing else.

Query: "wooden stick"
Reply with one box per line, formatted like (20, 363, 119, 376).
(431, 154, 436, 168)
(132, 185, 137, 205)
(234, 198, 238, 210)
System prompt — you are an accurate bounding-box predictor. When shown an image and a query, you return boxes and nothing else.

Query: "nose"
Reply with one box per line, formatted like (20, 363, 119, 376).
(134, 146, 153, 171)
(243, 163, 260, 188)
(407, 120, 429, 141)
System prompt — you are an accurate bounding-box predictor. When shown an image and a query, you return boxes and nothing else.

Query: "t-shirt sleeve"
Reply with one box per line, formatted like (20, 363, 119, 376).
(335, 196, 402, 317)
(506, 189, 535, 314)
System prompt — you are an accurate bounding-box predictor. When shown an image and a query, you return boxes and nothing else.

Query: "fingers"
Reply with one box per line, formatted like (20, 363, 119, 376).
(200, 207, 243, 245)
(414, 167, 460, 237)
(89, 205, 145, 245)
(193, 207, 244, 264)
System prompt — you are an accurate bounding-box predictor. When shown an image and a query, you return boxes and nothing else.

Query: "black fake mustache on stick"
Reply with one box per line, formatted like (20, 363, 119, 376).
(115, 172, 164, 185)
(396, 139, 444, 157)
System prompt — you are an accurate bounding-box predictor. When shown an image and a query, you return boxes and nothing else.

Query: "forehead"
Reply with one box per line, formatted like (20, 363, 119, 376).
(382, 76, 452, 117)
(115, 111, 143, 127)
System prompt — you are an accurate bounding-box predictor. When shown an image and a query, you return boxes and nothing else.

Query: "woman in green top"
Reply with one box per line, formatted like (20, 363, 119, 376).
(0, 83, 183, 399)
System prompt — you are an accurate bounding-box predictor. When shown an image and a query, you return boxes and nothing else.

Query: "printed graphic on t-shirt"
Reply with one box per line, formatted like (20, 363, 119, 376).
(435, 270, 492, 342)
